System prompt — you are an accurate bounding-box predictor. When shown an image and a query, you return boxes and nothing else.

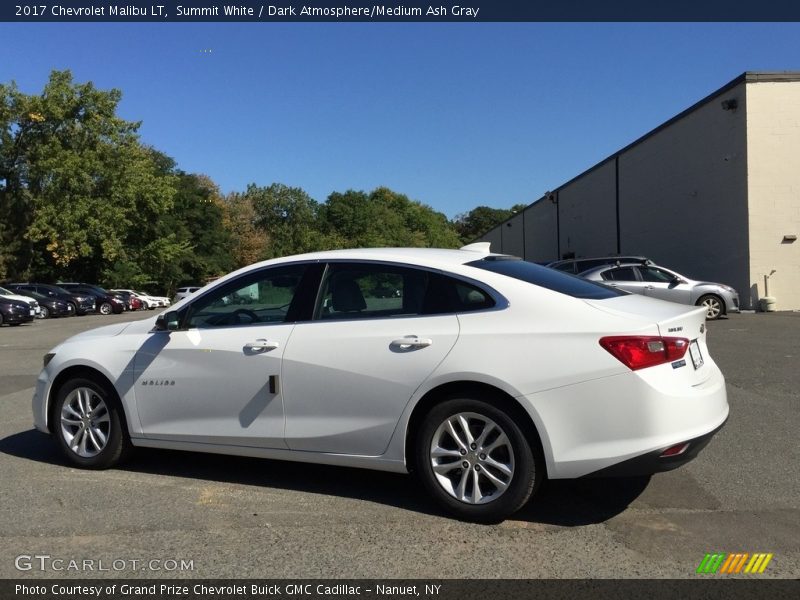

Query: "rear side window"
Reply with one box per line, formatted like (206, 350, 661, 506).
(603, 267, 638, 282)
(468, 257, 624, 299)
(316, 263, 495, 321)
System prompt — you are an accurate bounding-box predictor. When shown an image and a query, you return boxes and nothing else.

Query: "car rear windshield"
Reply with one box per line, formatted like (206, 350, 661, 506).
(467, 257, 625, 299)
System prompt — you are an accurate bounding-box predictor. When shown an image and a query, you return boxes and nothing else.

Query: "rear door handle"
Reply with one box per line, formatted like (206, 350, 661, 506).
(244, 339, 280, 352)
(391, 336, 433, 349)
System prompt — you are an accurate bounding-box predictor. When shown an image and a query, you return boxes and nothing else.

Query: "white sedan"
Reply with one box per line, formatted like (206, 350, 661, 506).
(32, 245, 728, 522)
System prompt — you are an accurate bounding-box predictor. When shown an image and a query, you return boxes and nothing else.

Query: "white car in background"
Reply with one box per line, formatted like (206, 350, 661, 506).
(174, 286, 202, 303)
(112, 290, 165, 310)
(32, 245, 728, 522)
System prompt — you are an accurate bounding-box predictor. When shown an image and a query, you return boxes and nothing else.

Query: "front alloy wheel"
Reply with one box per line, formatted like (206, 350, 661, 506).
(54, 377, 131, 468)
(38, 306, 50, 319)
(698, 294, 723, 320)
(416, 397, 540, 523)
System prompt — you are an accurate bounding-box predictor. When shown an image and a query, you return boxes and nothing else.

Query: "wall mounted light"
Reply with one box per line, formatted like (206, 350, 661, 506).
(782, 234, 797, 243)
(721, 98, 738, 111)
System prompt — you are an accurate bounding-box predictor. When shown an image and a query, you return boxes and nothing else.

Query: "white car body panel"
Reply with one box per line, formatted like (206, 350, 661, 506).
(33, 247, 728, 481)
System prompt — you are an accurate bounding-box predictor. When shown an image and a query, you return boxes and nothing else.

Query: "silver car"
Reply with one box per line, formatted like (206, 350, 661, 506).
(581, 263, 740, 320)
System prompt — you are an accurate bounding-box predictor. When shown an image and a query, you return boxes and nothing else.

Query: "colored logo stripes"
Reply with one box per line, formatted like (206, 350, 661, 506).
(696, 552, 773, 574)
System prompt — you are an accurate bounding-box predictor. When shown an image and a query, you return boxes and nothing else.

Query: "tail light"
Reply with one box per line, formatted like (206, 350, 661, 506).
(599, 336, 690, 371)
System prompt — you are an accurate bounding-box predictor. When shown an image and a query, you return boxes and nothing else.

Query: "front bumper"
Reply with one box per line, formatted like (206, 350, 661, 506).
(2, 311, 34, 324)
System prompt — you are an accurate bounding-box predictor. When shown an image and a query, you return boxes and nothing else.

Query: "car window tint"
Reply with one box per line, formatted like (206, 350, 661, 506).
(470, 258, 624, 299)
(639, 267, 674, 283)
(604, 267, 638, 282)
(318, 264, 428, 320)
(186, 265, 307, 329)
(422, 274, 495, 314)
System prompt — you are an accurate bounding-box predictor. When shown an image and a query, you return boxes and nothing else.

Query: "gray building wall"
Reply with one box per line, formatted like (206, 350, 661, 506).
(477, 72, 800, 310)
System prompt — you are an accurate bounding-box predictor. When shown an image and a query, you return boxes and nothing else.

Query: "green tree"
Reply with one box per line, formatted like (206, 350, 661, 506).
(0, 70, 176, 283)
(453, 204, 527, 243)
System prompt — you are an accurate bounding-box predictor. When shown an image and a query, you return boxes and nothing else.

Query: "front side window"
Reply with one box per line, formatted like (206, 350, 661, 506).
(639, 267, 675, 283)
(185, 264, 307, 329)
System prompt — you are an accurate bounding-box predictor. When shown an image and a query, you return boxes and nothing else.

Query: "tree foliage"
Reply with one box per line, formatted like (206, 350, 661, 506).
(1, 70, 518, 293)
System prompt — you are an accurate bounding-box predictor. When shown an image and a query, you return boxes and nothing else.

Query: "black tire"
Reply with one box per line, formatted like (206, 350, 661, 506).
(53, 376, 132, 469)
(0, 312, 3, 326)
(38, 306, 50, 319)
(697, 294, 724, 320)
(99, 302, 113, 315)
(67, 302, 77, 316)
(415, 395, 541, 523)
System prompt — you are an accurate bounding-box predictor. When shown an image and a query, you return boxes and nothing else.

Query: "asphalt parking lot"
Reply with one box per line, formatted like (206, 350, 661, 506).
(0, 311, 798, 579)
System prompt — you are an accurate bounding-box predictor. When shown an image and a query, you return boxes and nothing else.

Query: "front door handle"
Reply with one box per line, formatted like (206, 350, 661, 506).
(244, 339, 280, 353)
(391, 336, 433, 349)
(644, 285, 654, 290)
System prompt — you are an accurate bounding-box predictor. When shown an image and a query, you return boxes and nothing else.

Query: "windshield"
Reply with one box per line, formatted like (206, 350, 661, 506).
(468, 257, 625, 300)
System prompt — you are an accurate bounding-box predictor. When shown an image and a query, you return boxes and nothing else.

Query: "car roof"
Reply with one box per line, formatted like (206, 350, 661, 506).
(251, 247, 503, 269)
(547, 255, 650, 267)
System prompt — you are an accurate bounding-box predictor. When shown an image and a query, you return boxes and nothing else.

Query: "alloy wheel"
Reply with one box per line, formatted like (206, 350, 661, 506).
(702, 297, 722, 319)
(429, 412, 515, 505)
(60, 387, 111, 458)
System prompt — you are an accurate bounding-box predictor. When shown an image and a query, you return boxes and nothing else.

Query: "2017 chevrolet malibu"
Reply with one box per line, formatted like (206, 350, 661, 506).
(32, 245, 728, 522)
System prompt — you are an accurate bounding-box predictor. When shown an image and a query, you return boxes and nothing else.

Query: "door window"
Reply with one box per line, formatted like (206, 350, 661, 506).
(316, 264, 495, 320)
(639, 267, 675, 283)
(185, 264, 308, 329)
(602, 267, 638, 282)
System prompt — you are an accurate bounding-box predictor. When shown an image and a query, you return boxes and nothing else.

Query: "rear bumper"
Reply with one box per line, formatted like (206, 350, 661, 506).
(581, 418, 726, 477)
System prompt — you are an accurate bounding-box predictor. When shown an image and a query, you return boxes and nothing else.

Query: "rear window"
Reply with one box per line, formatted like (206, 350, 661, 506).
(468, 257, 625, 299)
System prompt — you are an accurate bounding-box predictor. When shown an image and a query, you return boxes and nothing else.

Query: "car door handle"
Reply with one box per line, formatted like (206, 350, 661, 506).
(644, 285, 654, 290)
(244, 339, 280, 352)
(391, 336, 433, 349)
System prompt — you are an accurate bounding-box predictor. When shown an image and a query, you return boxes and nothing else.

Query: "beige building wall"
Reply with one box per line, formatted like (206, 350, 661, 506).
(745, 81, 800, 310)
(523, 199, 558, 261)
(558, 161, 618, 258)
(619, 82, 751, 306)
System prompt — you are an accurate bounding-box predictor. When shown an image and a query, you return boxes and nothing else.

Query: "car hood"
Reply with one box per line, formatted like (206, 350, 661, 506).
(66, 316, 158, 342)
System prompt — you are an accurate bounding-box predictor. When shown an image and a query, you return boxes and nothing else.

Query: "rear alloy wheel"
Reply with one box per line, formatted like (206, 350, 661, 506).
(54, 377, 131, 469)
(697, 294, 724, 320)
(38, 306, 50, 319)
(99, 302, 113, 315)
(416, 397, 539, 523)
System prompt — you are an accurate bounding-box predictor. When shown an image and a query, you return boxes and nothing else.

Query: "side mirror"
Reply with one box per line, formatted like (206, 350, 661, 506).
(155, 311, 180, 331)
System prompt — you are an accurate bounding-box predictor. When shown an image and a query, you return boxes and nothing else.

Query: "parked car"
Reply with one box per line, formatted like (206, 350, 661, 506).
(110, 290, 143, 311)
(0, 285, 41, 318)
(111, 289, 160, 310)
(174, 286, 201, 303)
(6, 283, 94, 315)
(547, 255, 653, 275)
(135, 290, 170, 309)
(21, 290, 72, 319)
(580, 263, 740, 320)
(33, 246, 728, 522)
(0, 297, 35, 326)
(58, 283, 125, 315)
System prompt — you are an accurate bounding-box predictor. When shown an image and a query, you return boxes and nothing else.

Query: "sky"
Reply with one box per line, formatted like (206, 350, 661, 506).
(1, 22, 800, 218)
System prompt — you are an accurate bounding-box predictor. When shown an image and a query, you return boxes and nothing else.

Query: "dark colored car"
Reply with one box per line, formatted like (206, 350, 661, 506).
(6, 284, 94, 316)
(58, 283, 125, 315)
(22, 290, 72, 319)
(0, 298, 35, 326)
(546, 255, 653, 275)
(110, 290, 143, 311)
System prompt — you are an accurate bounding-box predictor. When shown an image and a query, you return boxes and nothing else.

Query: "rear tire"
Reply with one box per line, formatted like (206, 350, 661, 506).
(99, 302, 112, 315)
(697, 294, 724, 320)
(415, 395, 540, 523)
(67, 302, 77, 316)
(53, 377, 132, 469)
(38, 306, 50, 319)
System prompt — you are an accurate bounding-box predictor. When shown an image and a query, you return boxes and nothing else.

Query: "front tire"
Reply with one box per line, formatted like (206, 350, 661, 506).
(38, 306, 50, 319)
(697, 294, 724, 320)
(53, 377, 131, 469)
(415, 396, 540, 523)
